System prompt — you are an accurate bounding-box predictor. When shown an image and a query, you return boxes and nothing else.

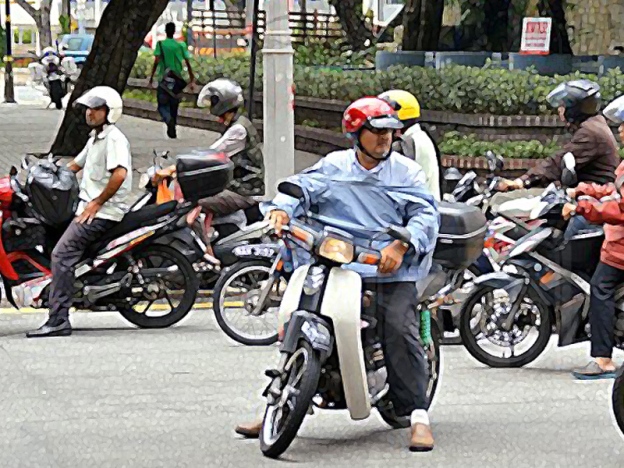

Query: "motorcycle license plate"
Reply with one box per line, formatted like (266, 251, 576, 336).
(233, 244, 276, 258)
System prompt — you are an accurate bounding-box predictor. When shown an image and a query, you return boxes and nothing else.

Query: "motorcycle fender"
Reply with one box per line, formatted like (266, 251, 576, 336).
(473, 271, 527, 304)
(277, 265, 311, 338)
(280, 310, 333, 360)
(320, 268, 371, 421)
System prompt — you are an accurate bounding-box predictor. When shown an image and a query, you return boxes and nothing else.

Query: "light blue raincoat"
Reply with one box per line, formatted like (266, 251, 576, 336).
(261, 149, 440, 283)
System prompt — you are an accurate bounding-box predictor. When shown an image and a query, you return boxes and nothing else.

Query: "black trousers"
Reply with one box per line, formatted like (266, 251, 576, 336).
(363, 281, 429, 415)
(589, 261, 624, 358)
(48, 219, 116, 323)
(156, 87, 180, 127)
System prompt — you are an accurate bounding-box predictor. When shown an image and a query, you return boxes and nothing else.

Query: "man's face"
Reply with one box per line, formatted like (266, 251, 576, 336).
(359, 127, 393, 159)
(618, 123, 624, 142)
(85, 106, 107, 127)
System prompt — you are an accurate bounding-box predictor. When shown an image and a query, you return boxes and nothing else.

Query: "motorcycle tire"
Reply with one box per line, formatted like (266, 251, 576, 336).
(260, 341, 321, 459)
(459, 285, 552, 368)
(49, 80, 64, 109)
(612, 366, 624, 435)
(377, 318, 442, 429)
(118, 244, 199, 329)
(213, 259, 279, 346)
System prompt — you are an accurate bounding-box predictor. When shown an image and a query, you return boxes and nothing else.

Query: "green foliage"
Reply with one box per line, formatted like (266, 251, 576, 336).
(59, 15, 71, 35)
(0, 26, 5, 64)
(132, 52, 624, 116)
(439, 132, 559, 159)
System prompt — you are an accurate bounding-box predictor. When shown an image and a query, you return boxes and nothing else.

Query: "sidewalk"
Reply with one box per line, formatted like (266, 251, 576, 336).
(0, 89, 321, 179)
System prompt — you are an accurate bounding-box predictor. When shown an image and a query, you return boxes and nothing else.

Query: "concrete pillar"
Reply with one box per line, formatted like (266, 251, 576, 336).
(262, 0, 295, 198)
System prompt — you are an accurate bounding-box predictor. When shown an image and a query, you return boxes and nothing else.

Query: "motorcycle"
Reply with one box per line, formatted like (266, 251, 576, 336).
(257, 182, 486, 458)
(458, 154, 621, 367)
(0, 152, 229, 328)
(28, 52, 79, 109)
(136, 149, 273, 292)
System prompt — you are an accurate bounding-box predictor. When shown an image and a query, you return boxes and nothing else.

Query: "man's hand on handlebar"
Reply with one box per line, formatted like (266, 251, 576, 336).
(267, 210, 290, 236)
(497, 178, 523, 192)
(379, 240, 408, 274)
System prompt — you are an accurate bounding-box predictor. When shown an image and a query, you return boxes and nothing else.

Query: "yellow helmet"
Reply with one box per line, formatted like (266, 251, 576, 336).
(378, 89, 421, 121)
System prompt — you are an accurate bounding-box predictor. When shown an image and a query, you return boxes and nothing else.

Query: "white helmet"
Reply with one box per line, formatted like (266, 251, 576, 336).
(603, 95, 624, 124)
(74, 86, 123, 124)
(42, 46, 57, 57)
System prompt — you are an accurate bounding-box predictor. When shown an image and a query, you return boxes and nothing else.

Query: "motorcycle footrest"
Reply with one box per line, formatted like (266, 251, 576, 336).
(265, 368, 281, 379)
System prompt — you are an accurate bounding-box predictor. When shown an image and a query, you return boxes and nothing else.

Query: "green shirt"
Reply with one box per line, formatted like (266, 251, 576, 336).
(154, 38, 190, 80)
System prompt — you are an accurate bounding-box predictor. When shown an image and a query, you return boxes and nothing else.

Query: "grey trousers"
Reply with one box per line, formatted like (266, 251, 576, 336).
(48, 219, 116, 323)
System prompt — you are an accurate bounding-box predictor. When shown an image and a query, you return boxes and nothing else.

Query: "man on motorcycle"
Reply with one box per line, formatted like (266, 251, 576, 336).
(378, 89, 442, 200)
(561, 95, 624, 379)
(155, 78, 264, 234)
(234, 97, 440, 451)
(27, 87, 132, 338)
(497, 80, 619, 192)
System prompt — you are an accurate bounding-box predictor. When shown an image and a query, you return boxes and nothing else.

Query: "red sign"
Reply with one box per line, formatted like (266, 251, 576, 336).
(520, 17, 552, 55)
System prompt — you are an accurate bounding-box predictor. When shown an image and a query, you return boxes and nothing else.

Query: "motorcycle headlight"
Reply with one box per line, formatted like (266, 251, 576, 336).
(318, 236, 354, 264)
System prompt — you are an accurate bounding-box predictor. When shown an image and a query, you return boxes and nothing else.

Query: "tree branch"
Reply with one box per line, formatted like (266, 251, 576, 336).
(14, 0, 40, 23)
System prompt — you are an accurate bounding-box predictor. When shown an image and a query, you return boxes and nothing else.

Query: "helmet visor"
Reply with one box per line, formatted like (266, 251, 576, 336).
(74, 94, 107, 109)
(367, 115, 404, 131)
(604, 95, 624, 124)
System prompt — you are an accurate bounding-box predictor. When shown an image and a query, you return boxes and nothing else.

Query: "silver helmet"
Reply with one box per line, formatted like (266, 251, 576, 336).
(197, 78, 244, 117)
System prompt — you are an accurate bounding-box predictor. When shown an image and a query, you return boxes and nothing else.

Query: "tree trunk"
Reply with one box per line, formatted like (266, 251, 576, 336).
(538, 0, 572, 54)
(328, 0, 376, 50)
(14, 0, 53, 48)
(401, 0, 444, 51)
(50, 0, 170, 156)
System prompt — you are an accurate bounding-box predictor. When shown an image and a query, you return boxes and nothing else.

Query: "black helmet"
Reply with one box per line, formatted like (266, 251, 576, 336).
(197, 78, 244, 117)
(546, 79, 601, 124)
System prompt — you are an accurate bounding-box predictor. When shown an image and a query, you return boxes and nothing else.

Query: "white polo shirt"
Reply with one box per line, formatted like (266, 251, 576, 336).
(74, 125, 133, 222)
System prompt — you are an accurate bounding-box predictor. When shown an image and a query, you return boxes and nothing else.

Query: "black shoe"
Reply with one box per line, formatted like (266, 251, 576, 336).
(166, 121, 177, 139)
(26, 320, 72, 338)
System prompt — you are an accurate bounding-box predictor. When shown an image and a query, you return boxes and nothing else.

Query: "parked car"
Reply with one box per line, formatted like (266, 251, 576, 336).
(57, 34, 94, 67)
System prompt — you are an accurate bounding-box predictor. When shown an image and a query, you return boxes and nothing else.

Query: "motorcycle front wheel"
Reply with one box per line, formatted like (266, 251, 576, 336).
(118, 244, 199, 329)
(459, 285, 552, 368)
(260, 341, 321, 459)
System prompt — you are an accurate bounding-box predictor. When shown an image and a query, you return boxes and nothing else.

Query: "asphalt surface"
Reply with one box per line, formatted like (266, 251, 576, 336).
(0, 309, 623, 467)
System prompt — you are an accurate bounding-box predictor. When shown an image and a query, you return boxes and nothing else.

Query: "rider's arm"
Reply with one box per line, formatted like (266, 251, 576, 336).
(575, 181, 617, 199)
(576, 193, 624, 225)
(413, 133, 441, 201)
(518, 128, 597, 188)
(94, 135, 131, 205)
(93, 167, 128, 206)
(70, 143, 90, 172)
(210, 124, 247, 158)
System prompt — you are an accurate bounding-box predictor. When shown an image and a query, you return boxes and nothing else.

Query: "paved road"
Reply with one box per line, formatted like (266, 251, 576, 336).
(0, 309, 622, 467)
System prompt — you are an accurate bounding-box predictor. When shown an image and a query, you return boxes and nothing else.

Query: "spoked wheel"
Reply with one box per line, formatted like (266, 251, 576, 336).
(118, 245, 199, 329)
(213, 260, 283, 346)
(612, 366, 624, 435)
(459, 285, 551, 368)
(260, 341, 321, 459)
(378, 319, 442, 429)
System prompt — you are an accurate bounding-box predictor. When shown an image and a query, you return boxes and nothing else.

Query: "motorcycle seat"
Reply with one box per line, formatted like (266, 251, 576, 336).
(88, 201, 178, 254)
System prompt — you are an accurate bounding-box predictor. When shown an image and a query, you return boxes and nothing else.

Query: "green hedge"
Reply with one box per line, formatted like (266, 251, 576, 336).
(131, 53, 624, 116)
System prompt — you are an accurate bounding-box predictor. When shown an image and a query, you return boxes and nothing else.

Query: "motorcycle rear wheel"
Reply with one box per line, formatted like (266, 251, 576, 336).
(260, 341, 321, 459)
(118, 245, 199, 329)
(378, 318, 441, 428)
(612, 366, 624, 435)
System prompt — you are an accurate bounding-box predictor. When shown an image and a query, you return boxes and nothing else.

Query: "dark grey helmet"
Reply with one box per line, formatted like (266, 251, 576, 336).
(546, 79, 601, 123)
(197, 78, 244, 117)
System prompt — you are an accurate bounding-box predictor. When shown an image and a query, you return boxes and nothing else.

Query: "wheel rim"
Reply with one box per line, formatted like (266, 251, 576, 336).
(262, 348, 309, 445)
(218, 265, 282, 342)
(466, 288, 543, 360)
(125, 250, 189, 318)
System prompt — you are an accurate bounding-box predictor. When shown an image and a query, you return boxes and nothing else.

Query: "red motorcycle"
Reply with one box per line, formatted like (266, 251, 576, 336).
(0, 153, 229, 328)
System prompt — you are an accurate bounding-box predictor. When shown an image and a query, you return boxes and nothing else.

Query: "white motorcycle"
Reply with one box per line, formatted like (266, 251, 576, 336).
(258, 182, 487, 458)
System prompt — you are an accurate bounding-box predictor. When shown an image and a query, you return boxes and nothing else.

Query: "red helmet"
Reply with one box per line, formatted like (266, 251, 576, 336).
(342, 97, 403, 139)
